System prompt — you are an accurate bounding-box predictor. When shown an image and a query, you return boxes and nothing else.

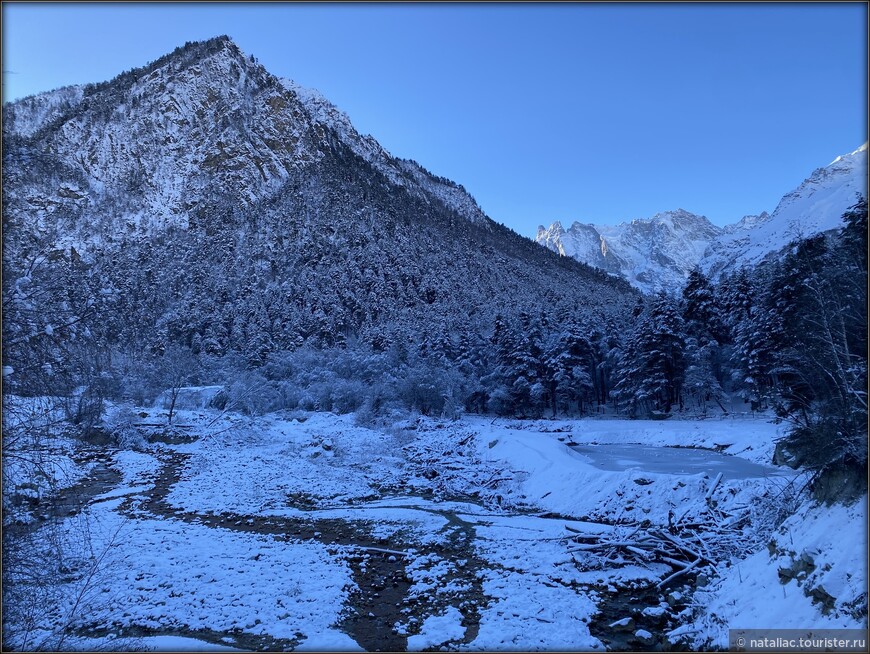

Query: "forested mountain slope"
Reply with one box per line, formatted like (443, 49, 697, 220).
(3, 36, 637, 417)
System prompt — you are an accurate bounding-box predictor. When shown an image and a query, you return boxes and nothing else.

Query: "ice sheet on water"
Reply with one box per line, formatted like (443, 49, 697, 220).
(570, 443, 793, 478)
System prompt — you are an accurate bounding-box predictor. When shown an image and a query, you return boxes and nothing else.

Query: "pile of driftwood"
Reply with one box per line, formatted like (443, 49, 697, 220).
(567, 523, 719, 588)
(402, 428, 517, 508)
(565, 473, 758, 589)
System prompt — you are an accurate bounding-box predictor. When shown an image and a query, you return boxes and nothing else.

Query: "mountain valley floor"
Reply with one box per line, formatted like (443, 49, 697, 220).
(3, 402, 866, 651)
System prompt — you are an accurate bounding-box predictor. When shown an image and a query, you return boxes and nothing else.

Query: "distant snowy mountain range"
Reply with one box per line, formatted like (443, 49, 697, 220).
(536, 143, 868, 293)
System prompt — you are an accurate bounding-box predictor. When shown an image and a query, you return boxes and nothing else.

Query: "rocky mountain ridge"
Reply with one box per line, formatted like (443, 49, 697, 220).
(536, 143, 868, 293)
(3, 37, 490, 252)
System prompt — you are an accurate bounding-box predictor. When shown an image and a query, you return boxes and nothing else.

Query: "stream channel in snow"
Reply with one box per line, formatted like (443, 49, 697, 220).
(10, 407, 823, 652)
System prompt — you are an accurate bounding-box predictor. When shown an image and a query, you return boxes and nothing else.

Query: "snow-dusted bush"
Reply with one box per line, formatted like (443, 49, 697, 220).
(225, 370, 281, 416)
(485, 387, 513, 416)
(354, 398, 414, 429)
(253, 344, 471, 418)
(62, 383, 108, 440)
(103, 405, 147, 451)
(748, 475, 805, 542)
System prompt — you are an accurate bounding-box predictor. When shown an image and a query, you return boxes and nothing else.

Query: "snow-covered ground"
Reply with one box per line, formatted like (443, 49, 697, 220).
(684, 495, 868, 649)
(467, 415, 791, 524)
(3, 404, 866, 651)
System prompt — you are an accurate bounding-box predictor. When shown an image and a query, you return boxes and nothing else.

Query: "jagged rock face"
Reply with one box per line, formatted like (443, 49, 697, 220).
(536, 144, 867, 293)
(537, 209, 722, 293)
(2, 36, 636, 358)
(536, 221, 628, 277)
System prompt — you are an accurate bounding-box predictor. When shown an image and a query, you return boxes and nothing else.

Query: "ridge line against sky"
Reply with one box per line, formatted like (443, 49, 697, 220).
(2, 1, 867, 234)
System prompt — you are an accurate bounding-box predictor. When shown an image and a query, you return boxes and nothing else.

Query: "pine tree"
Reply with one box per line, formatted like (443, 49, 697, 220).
(544, 322, 596, 415)
(614, 294, 687, 416)
(682, 267, 725, 345)
(683, 337, 724, 414)
(730, 302, 780, 410)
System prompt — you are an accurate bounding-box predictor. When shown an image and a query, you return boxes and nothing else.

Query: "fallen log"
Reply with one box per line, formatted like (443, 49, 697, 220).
(626, 545, 653, 559)
(656, 557, 701, 589)
(652, 529, 705, 562)
(660, 555, 693, 569)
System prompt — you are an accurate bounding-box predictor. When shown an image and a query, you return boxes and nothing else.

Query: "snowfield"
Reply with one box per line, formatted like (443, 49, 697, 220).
(3, 405, 866, 651)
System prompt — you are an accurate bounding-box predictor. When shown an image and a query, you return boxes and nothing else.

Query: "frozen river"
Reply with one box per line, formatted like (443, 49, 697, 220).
(569, 442, 792, 478)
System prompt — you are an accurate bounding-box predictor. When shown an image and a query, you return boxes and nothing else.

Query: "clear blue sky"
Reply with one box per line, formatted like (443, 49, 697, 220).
(2, 2, 867, 234)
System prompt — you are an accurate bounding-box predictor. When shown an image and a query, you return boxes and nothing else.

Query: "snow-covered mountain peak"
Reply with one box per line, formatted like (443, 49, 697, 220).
(3, 35, 490, 246)
(537, 220, 565, 236)
(642, 209, 721, 234)
(829, 141, 868, 166)
(535, 209, 721, 293)
(536, 144, 867, 293)
(722, 212, 771, 234)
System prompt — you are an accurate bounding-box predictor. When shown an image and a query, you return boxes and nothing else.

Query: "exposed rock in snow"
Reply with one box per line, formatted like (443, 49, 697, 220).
(537, 209, 722, 293)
